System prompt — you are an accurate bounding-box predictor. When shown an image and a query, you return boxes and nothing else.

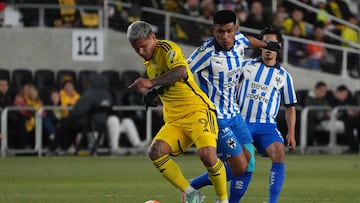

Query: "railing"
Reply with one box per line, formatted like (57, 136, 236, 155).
(0, 105, 162, 157)
(284, 0, 360, 48)
(1, 104, 359, 157)
(1, 106, 36, 157)
(299, 105, 360, 154)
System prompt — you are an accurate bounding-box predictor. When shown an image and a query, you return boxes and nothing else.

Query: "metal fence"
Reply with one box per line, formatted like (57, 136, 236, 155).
(1, 105, 359, 157)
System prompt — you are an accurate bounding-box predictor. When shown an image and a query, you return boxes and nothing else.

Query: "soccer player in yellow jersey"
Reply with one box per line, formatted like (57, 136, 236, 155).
(127, 21, 229, 203)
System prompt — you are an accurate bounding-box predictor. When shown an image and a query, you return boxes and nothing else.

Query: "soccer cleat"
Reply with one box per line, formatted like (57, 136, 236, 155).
(181, 190, 205, 203)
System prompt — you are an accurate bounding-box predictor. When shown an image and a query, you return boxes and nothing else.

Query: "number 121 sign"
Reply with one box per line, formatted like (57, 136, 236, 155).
(72, 30, 104, 61)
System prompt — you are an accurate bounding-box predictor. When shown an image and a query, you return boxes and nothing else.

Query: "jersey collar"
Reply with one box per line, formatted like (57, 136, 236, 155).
(255, 57, 281, 69)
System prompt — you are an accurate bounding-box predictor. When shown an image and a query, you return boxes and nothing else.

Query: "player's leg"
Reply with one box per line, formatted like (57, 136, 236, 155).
(148, 124, 195, 193)
(228, 117, 255, 202)
(219, 126, 248, 176)
(189, 125, 244, 190)
(265, 141, 285, 203)
(252, 123, 285, 203)
(229, 143, 255, 203)
(191, 110, 228, 203)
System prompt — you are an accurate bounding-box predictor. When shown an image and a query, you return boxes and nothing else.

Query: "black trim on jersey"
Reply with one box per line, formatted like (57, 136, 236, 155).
(157, 41, 172, 52)
(255, 56, 281, 69)
(184, 80, 217, 113)
(284, 103, 297, 107)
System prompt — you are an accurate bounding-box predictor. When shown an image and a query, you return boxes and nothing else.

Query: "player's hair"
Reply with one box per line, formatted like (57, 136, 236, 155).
(259, 25, 283, 43)
(213, 10, 237, 25)
(127, 21, 153, 43)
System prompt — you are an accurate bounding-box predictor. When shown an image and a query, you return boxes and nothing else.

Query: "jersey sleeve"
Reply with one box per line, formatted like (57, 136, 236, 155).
(163, 42, 187, 70)
(188, 44, 212, 73)
(282, 72, 297, 106)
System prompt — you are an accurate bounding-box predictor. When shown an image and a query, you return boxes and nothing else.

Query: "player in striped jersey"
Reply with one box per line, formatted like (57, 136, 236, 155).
(127, 21, 229, 203)
(237, 25, 297, 203)
(187, 10, 281, 203)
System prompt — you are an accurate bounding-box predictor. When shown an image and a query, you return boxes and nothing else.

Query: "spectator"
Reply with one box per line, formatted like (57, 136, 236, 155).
(340, 14, 360, 77)
(328, 85, 359, 151)
(59, 76, 80, 118)
(306, 23, 327, 70)
(44, 89, 63, 142)
(54, 0, 81, 27)
(304, 81, 331, 145)
(106, 115, 147, 155)
(48, 73, 112, 156)
(172, 0, 204, 45)
(234, 3, 248, 26)
(217, 0, 237, 11)
(281, 0, 315, 24)
(0, 76, 13, 142)
(13, 83, 56, 148)
(198, 0, 216, 41)
(287, 23, 315, 69)
(326, 0, 352, 23)
(243, 1, 272, 30)
(313, 0, 335, 31)
(0, 76, 12, 108)
(181, 0, 201, 17)
(272, 6, 287, 28)
(281, 8, 307, 37)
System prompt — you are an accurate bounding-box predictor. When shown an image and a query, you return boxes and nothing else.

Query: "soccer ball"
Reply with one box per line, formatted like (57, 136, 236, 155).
(144, 200, 160, 203)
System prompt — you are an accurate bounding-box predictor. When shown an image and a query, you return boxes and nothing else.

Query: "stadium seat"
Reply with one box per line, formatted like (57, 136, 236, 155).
(56, 69, 77, 89)
(77, 70, 97, 93)
(101, 70, 122, 89)
(121, 70, 141, 87)
(0, 68, 10, 82)
(34, 69, 56, 102)
(354, 90, 360, 105)
(11, 69, 33, 95)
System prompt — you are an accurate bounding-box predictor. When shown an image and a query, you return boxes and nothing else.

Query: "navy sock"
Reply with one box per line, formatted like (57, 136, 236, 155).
(269, 162, 285, 203)
(190, 163, 236, 190)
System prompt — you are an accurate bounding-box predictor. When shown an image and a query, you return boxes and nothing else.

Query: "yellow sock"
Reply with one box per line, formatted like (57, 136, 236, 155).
(153, 155, 190, 191)
(207, 159, 228, 201)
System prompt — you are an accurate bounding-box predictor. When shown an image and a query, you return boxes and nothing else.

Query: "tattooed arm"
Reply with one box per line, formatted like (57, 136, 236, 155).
(128, 66, 187, 93)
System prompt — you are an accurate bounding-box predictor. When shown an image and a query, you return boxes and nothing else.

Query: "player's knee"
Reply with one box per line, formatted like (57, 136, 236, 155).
(267, 143, 285, 162)
(228, 154, 248, 176)
(198, 146, 218, 167)
(148, 140, 171, 161)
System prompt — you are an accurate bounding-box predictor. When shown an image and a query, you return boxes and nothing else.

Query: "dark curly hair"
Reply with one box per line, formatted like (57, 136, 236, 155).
(259, 25, 283, 43)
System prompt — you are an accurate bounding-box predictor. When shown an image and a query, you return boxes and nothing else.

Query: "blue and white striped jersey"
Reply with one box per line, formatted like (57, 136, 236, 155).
(237, 57, 297, 124)
(188, 32, 250, 119)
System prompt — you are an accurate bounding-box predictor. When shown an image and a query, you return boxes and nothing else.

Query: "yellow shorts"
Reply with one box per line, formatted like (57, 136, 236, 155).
(153, 109, 218, 156)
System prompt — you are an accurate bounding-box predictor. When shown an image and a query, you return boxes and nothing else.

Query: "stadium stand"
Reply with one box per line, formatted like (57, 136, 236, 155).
(10, 69, 33, 95)
(34, 69, 56, 103)
(1, 0, 360, 156)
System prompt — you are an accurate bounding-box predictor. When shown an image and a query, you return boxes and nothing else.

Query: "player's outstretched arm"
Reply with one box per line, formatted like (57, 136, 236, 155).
(247, 36, 281, 52)
(150, 65, 188, 86)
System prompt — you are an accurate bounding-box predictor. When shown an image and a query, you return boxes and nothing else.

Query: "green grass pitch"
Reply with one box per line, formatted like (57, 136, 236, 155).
(0, 153, 359, 203)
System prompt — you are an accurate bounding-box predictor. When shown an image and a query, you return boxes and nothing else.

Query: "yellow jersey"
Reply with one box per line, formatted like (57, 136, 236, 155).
(59, 89, 80, 118)
(144, 40, 216, 122)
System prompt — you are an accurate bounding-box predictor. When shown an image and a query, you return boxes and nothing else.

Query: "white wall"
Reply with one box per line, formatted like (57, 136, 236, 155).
(0, 27, 359, 92)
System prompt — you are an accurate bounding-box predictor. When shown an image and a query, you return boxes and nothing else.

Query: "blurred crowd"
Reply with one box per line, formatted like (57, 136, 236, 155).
(0, 0, 359, 76)
(294, 81, 360, 153)
(0, 69, 162, 156)
(0, 0, 359, 154)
